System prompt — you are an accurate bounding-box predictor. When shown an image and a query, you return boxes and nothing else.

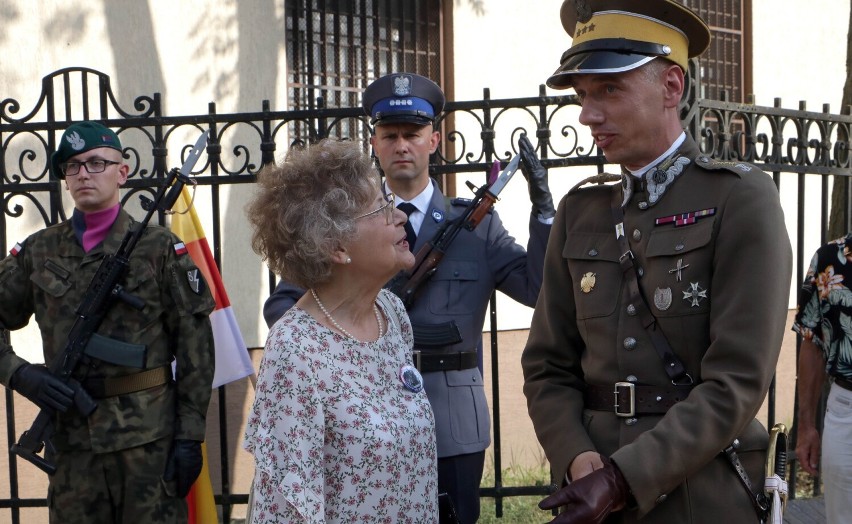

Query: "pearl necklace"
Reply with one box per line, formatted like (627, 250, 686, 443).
(310, 288, 383, 341)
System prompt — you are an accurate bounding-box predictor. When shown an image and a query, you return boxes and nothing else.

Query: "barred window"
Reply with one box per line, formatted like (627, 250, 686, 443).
(285, 0, 443, 142)
(684, 0, 750, 102)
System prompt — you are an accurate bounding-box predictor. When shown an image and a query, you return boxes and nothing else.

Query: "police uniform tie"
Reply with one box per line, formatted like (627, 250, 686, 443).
(397, 202, 417, 252)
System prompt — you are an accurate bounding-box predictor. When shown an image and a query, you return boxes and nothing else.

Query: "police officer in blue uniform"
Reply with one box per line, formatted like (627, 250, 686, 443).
(263, 72, 554, 523)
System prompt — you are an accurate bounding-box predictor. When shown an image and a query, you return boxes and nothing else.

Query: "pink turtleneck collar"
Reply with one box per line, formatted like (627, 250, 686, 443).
(71, 204, 121, 253)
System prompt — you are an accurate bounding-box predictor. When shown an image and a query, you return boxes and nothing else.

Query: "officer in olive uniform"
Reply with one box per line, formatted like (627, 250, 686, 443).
(264, 72, 554, 523)
(521, 2, 792, 523)
(0, 121, 215, 523)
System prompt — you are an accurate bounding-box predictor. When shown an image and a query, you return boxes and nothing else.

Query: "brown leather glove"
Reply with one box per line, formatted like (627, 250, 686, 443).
(538, 455, 631, 524)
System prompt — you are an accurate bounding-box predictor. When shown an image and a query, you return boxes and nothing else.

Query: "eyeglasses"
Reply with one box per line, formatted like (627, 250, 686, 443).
(355, 193, 395, 224)
(62, 159, 121, 176)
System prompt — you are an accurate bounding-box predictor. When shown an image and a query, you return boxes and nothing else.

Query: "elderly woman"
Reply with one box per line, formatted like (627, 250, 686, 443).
(243, 139, 437, 523)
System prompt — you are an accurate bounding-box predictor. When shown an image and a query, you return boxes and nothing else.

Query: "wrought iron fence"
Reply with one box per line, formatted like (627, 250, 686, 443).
(0, 66, 849, 521)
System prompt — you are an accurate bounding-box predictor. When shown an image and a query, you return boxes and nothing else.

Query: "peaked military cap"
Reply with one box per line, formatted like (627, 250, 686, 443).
(362, 73, 445, 126)
(51, 121, 122, 179)
(547, 0, 711, 89)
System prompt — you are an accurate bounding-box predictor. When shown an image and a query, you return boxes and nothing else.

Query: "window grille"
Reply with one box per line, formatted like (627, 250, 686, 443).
(684, 0, 749, 102)
(285, 0, 443, 142)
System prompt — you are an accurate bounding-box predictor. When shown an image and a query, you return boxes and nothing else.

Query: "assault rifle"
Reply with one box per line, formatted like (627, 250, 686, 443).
(389, 152, 521, 309)
(11, 131, 208, 475)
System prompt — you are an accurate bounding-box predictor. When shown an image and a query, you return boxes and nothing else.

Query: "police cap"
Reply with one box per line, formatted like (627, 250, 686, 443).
(51, 121, 122, 179)
(547, 0, 711, 90)
(362, 73, 445, 126)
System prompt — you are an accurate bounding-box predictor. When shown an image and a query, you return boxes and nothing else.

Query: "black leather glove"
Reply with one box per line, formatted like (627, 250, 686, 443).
(164, 439, 203, 498)
(518, 133, 555, 219)
(538, 455, 631, 524)
(9, 364, 75, 412)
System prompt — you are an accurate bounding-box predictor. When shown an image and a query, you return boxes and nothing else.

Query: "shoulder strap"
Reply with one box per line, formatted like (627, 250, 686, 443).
(609, 185, 692, 385)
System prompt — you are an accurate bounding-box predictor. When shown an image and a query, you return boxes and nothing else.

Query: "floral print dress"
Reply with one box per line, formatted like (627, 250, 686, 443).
(244, 289, 438, 523)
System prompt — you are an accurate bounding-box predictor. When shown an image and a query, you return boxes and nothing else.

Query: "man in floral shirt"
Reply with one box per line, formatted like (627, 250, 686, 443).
(794, 235, 852, 524)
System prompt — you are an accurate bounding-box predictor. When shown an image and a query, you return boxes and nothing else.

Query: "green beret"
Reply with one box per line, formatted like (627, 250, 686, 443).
(51, 121, 122, 179)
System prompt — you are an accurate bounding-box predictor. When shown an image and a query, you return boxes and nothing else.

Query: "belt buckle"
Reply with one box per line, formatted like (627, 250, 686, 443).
(614, 382, 635, 417)
(413, 350, 422, 371)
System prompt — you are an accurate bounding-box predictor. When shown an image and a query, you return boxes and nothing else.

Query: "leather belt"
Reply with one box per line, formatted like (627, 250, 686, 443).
(84, 365, 172, 398)
(585, 382, 694, 417)
(835, 375, 852, 392)
(413, 351, 478, 373)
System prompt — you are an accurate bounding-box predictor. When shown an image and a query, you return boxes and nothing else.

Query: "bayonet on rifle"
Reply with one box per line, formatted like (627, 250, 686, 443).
(390, 153, 521, 309)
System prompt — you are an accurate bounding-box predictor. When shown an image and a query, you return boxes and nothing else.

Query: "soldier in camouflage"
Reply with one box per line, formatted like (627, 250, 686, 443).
(0, 121, 215, 523)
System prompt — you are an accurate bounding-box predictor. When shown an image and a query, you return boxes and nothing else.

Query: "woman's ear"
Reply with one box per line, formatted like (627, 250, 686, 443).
(330, 247, 350, 265)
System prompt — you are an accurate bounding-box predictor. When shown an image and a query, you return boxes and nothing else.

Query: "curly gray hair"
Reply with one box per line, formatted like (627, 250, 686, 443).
(246, 139, 379, 289)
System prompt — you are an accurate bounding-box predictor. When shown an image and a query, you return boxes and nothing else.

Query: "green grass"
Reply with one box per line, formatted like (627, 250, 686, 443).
(478, 457, 554, 523)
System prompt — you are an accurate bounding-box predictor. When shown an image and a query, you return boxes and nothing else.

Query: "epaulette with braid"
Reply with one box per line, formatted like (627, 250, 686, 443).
(567, 173, 621, 195)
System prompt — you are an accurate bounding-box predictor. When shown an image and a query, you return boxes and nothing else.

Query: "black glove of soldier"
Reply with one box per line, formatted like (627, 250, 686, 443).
(518, 133, 555, 219)
(164, 439, 204, 498)
(538, 455, 631, 524)
(9, 363, 75, 412)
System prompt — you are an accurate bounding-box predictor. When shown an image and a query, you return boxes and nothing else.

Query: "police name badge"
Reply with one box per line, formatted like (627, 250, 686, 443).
(399, 364, 424, 393)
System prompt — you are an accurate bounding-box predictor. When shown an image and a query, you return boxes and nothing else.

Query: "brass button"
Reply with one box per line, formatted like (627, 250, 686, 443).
(588, 248, 598, 257)
(675, 243, 685, 251)
(638, 201, 648, 210)
(656, 494, 668, 504)
(626, 375, 638, 383)
(632, 229, 642, 241)
(625, 417, 638, 426)
(623, 337, 637, 350)
(637, 267, 644, 277)
(626, 304, 637, 316)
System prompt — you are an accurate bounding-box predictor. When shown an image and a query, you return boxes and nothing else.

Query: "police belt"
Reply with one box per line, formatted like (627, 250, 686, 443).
(585, 382, 694, 417)
(834, 375, 852, 392)
(413, 351, 478, 373)
(83, 365, 172, 398)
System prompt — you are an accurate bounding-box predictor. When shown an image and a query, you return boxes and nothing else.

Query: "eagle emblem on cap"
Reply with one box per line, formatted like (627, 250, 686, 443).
(575, 0, 593, 24)
(393, 75, 412, 96)
(66, 131, 86, 151)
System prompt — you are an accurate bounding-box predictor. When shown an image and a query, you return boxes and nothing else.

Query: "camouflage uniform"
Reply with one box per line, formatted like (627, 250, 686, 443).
(0, 208, 215, 523)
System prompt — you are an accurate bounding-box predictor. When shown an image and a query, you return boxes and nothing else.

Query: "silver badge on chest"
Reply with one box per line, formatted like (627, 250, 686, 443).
(654, 287, 673, 310)
(682, 281, 708, 307)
